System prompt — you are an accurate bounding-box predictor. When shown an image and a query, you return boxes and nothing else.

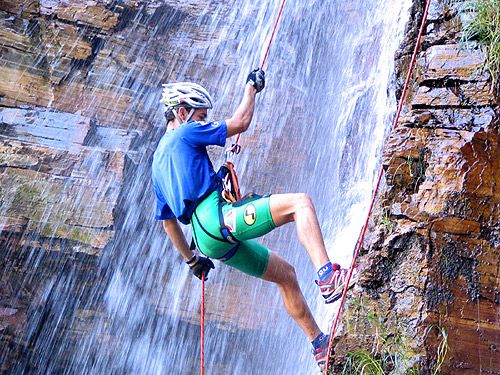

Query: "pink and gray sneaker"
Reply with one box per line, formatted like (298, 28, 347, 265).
(312, 333, 330, 373)
(316, 265, 359, 304)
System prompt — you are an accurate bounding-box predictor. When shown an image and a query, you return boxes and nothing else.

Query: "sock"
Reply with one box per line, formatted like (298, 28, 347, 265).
(317, 262, 340, 282)
(311, 332, 329, 350)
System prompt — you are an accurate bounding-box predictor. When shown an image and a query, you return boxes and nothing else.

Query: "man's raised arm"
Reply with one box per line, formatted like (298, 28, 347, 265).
(226, 68, 265, 138)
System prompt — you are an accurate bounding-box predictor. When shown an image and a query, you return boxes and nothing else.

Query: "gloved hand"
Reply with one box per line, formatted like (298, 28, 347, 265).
(246, 68, 266, 93)
(186, 254, 215, 280)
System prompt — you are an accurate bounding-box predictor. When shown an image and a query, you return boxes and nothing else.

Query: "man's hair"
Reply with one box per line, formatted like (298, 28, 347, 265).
(164, 106, 192, 122)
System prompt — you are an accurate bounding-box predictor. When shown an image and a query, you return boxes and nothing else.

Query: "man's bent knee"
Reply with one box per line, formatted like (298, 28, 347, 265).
(273, 261, 300, 288)
(294, 193, 314, 213)
(263, 253, 297, 285)
(280, 261, 297, 284)
(269, 193, 315, 226)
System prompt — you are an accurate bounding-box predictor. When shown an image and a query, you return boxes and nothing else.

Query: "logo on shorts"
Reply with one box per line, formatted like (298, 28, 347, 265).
(224, 209, 236, 232)
(244, 204, 256, 226)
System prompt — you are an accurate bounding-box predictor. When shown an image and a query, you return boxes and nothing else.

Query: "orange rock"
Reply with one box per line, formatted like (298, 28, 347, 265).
(422, 44, 489, 82)
(41, 21, 93, 61)
(431, 217, 481, 235)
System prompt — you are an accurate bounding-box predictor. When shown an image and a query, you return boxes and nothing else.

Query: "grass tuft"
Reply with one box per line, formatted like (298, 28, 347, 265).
(346, 350, 385, 375)
(342, 301, 449, 374)
(458, 0, 500, 83)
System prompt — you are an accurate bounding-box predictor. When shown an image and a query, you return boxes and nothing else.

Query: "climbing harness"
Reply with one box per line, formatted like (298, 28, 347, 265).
(218, 160, 242, 204)
(324, 0, 433, 373)
(213, 0, 288, 240)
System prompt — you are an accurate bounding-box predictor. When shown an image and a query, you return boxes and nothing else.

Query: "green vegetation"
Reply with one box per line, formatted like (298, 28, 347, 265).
(405, 148, 427, 193)
(424, 325, 450, 375)
(375, 208, 394, 234)
(12, 184, 44, 209)
(374, 199, 394, 234)
(344, 351, 385, 374)
(458, 0, 500, 83)
(342, 299, 449, 374)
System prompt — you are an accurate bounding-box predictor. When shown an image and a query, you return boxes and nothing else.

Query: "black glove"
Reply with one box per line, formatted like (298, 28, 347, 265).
(186, 254, 215, 280)
(247, 68, 266, 93)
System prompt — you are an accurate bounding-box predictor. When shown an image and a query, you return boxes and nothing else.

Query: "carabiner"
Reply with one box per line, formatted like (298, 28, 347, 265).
(224, 143, 241, 161)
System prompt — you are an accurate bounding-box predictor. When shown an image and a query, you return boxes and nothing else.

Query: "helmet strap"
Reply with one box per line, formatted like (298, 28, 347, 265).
(186, 108, 195, 121)
(172, 108, 182, 123)
(172, 107, 195, 123)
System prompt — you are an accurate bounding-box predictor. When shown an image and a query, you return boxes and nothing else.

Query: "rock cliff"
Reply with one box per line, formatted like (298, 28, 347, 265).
(331, 1, 498, 374)
(0, 0, 497, 374)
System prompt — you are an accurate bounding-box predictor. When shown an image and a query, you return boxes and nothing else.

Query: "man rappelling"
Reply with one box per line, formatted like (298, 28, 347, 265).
(151, 69, 358, 371)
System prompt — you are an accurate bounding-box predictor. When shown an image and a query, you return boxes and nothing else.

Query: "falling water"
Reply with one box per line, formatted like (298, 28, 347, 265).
(1, 0, 412, 374)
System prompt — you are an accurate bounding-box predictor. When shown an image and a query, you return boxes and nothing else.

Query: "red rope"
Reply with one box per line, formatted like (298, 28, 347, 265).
(233, 0, 287, 149)
(203, 2, 288, 370)
(260, 0, 287, 70)
(325, 0, 432, 373)
(200, 273, 205, 375)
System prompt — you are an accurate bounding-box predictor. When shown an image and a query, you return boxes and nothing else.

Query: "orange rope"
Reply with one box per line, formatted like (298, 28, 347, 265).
(325, 0, 433, 373)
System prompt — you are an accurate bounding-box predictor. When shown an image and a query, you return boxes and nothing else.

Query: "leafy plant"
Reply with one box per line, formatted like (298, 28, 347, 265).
(458, 0, 500, 83)
(380, 211, 394, 234)
(374, 200, 394, 234)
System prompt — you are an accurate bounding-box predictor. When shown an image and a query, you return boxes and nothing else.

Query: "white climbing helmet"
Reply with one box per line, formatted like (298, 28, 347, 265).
(161, 82, 213, 110)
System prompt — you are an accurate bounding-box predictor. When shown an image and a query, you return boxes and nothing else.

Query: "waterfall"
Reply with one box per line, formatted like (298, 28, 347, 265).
(1, 0, 412, 373)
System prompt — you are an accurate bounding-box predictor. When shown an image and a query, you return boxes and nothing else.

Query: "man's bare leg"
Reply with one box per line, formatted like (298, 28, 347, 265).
(262, 251, 321, 340)
(269, 193, 330, 270)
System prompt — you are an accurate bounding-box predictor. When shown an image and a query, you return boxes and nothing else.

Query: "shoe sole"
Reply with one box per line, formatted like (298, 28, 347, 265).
(324, 275, 357, 304)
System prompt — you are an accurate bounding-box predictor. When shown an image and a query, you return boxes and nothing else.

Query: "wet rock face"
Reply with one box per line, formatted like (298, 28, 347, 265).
(333, 0, 498, 374)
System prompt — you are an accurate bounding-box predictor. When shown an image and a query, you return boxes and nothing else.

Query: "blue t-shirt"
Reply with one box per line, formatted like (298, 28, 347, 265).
(152, 119, 227, 224)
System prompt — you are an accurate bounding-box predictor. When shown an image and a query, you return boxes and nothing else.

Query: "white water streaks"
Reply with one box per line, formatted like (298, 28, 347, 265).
(0, 0, 413, 374)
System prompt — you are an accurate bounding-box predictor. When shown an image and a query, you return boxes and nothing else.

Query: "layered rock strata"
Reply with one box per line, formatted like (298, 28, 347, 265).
(331, 1, 498, 374)
(0, 1, 235, 370)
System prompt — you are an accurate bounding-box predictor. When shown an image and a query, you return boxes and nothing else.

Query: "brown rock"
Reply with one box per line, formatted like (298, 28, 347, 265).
(422, 44, 489, 82)
(0, 16, 33, 52)
(0, 307, 26, 333)
(0, 67, 52, 107)
(413, 81, 493, 107)
(431, 217, 481, 235)
(335, 3, 499, 373)
(40, 20, 93, 61)
(40, 0, 118, 30)
(0, 0, 39, 17)
(399, 107, 496, 130)
(0, 216, 28, 232)
(460, 129, 499, 196)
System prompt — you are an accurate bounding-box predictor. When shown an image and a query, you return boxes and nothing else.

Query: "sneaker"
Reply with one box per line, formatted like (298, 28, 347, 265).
(315, 266, 359, 304)
(312, 333, 330, 373)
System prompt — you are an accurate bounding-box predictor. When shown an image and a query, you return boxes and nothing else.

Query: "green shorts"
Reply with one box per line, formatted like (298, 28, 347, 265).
(191, 190, 276, 277)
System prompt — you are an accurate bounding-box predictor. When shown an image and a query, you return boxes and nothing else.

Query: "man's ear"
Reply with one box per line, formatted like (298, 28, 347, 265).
(179, 107, 192, 122)
(177, 107, 186, 121)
